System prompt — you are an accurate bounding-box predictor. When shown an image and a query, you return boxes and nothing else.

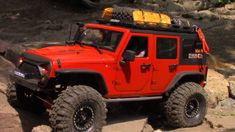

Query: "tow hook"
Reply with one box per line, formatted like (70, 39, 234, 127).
(24, 92, 33, 98)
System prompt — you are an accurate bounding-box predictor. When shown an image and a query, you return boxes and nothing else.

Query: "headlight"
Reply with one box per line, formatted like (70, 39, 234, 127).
(39, 65, 49, 76)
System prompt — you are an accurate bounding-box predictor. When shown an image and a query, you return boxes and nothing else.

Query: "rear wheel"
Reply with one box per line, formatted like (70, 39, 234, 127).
(49, 85, 107, 132)
(164, 82, 208, 128)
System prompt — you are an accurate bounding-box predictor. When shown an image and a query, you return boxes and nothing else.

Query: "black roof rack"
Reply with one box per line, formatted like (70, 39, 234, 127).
(97, 19, 196, 34)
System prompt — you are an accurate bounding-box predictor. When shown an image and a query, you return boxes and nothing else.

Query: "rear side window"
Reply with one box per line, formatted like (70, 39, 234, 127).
(156, 38, 177, 59)
(182, 39, 203, 59)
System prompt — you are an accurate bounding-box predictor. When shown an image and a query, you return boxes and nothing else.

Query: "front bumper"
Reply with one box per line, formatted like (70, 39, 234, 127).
(10, 71, 43, 91)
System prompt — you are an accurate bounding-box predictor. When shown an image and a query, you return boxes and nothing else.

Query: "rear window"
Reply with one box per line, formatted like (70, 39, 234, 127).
(182, 39, 203, 59)
(156, 38, 177, 59)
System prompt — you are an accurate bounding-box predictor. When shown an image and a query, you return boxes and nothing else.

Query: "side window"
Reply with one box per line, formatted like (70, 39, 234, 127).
(182, 39, 203, 59)
(156, 38, 177, 59)
(125, 36, 148, 58)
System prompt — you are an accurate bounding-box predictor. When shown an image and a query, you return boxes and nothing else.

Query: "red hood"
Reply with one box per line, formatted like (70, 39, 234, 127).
(27, 45, 114, 63)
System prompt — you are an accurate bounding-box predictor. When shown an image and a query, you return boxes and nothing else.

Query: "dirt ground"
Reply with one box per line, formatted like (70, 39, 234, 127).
(0, 0, 235, 132)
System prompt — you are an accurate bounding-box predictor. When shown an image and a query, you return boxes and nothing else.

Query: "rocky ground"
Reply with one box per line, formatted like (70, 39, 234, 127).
(0, 0, 235, 132)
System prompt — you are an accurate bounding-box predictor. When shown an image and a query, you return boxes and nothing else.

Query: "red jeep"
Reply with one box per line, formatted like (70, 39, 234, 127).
(7, 14, 209, 131)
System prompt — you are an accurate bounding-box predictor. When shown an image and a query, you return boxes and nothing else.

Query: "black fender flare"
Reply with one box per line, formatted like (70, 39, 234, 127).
(55, 69, 108, 95)
(166, 71, 205, 93)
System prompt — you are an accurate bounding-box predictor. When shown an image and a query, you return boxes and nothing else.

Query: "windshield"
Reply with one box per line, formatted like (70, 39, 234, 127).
(78, 28, 123, 51)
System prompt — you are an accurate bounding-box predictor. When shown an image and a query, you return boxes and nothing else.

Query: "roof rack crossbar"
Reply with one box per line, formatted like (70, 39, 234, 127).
(96, 19, 196, 34)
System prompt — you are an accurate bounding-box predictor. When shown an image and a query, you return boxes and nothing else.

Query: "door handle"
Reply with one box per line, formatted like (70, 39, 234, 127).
(169, 64, 178, 71)
(141, 64, 151, 69)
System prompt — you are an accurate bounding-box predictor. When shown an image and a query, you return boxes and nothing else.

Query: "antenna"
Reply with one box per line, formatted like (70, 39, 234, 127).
(68, 24, 72, 41)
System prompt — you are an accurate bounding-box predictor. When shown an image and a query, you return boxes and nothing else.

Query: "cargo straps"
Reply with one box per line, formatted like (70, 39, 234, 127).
(196, 28, 210, 53)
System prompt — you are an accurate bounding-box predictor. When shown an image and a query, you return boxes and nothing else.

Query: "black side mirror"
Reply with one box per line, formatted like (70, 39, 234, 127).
(122, 50, 136, 62)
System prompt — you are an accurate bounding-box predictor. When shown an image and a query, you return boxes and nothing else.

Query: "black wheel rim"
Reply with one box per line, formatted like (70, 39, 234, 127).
(185, 98, 200, 118)
(73, 105, 95, 131)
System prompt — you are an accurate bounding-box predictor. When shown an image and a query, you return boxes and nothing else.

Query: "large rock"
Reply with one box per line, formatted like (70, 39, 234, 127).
(0, 113, 22, 132)
(229, 81, 235, 99)
(0, 82, 7, 94)
(31, 125, 52, 132)
(179, 0, 211, 11)
(225, 2, 235, 10)
(0, 56, 15, 83)
(216, 98, 235, 109)
(0, 93, 22, 132)
(182, 10, 219, 20)
(0, 39, 11, 54)
(204, 69, 229, 108)
(205, 110, 235, 130)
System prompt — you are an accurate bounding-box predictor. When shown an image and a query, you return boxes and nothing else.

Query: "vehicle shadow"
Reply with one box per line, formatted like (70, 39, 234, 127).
(15, 108, 49, 132)
(106, 102, 148, 125)
(15, 101, 172, 131)
(106, 101, 175, 131)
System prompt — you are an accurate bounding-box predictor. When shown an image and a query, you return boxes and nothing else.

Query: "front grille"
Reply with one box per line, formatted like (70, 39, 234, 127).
(19, 62, 41, 79)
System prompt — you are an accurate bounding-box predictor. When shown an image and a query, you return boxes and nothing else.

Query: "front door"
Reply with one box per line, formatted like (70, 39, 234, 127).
(151, 35, 180, 93)
(115, 34, 152, 92)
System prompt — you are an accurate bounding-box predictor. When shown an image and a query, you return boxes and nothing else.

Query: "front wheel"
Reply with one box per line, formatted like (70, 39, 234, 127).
(49, 85, 107, 132)
(164, 82, 208, 128)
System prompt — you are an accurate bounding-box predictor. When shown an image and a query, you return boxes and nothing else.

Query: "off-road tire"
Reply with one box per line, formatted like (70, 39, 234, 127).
(6, 82, 18, 107)
(6, 82, 46, 114)
(164, 82, 208, 128)
(49, 85, 107, 132)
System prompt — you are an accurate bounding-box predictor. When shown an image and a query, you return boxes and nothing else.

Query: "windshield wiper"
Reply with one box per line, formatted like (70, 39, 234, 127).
(66, 40, 76, 45)
(66, 40, 84, 47)
(84, 44, 103, 54)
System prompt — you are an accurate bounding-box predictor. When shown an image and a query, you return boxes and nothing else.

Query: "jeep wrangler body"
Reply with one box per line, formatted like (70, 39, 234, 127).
(8, 20, 209, 131)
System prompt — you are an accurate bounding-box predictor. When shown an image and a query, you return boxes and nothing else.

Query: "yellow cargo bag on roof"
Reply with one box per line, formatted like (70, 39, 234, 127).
(102, 6, 171, 28)
(133, 10, 171, 27)
(103, 7, 113, 19)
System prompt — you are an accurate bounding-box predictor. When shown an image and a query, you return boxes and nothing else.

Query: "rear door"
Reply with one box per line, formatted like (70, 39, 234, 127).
(151, 35, 180, 93)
